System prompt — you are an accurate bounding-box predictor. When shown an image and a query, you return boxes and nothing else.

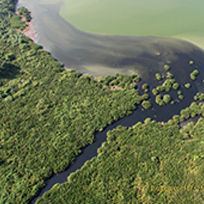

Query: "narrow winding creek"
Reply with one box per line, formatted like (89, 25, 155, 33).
(15, 0, 204, 203)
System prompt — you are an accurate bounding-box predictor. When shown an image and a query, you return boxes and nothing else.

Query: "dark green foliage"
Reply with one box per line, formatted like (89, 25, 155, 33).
(17, 7, 32, 22)
(37, 115, 204, 204)
(141, 100, 152, 109)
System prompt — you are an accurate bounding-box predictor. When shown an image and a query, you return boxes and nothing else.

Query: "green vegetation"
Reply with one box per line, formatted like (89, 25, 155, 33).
(194, 92, 204, 101)
(155, 94, 164, 106)
(190, 69, 199, 80)
(166, 72, 173, 79)
(17, 6, 32, 22)
(189, 60, 194, 65)
(185, 83, 191, 89)
(101, 73, 140, 89)
(141, 100, 152, 109)
(36, 106, 204, 203)
(10, 6, 31, 31)
(155, 73, 162, 81)
(172, 82, 179, 90)
(164, 64, 170, 71)
(152, 88, 158, 95)
(141, 93, 149, 100)
(163, 94, 171, 104)
(10, 15, 26, 30)
(0, 1, 149, 203)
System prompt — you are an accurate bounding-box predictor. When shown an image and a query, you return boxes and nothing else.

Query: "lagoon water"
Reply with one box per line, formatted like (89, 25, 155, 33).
(17, 0, 204, 81)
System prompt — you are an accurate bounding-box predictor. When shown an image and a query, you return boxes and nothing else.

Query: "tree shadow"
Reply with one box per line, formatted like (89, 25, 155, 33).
(0, 62, 20, 80)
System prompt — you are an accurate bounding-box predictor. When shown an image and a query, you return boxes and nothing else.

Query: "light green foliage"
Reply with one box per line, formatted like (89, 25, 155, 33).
(185, 83, 191, 89)
(194, 93, 204, 101)
(155, 73, 162, 81)
(142, 93, 149, 100)
(164, 64, 170, 71)
(190, 69, 199, 80)
(163, 94, 171, 104)
(155, 94, 164, 106)
(166, 72, 173, 79)
(173, 82, 179, 90)
(152, 88, 158, 95)
(141, 100, 152, 109)
(37, 115, 204, 204)
(189, 60, 194, 65)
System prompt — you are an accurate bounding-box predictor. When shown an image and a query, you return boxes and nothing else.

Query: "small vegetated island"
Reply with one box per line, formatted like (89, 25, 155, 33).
(1, 0, 204, 204)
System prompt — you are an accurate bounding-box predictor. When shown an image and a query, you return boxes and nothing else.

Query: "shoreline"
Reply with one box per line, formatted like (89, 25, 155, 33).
(15, 11, 37, 43)
(22, 20, 37, 43)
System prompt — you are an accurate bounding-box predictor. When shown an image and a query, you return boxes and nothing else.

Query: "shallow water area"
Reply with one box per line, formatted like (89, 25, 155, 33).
(17, 0, 204, 82)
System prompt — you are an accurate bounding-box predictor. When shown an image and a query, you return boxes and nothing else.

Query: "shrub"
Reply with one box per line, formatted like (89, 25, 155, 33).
(155, 94, 164, 106)
(155, 73, 162, 81)
(163, 94, 171, 104)
(141, 100, 152, 109)
(190, 69, 199, 80)
(178, 95, 184, 100)
(185, 83, 191, 89)
(152, 88, 158, 95)
(189, 60, 194, 65)
(173, 83, 179, 90)
(156, 86, 165, 92)
(166, 73, 173, 79)
(142, 83, 149, 90)
(164, 64, 170, 71)
(142, 93, 149, 100)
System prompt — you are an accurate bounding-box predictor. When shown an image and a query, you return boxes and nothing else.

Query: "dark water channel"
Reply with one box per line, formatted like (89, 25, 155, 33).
(30, 86, 201, 203)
